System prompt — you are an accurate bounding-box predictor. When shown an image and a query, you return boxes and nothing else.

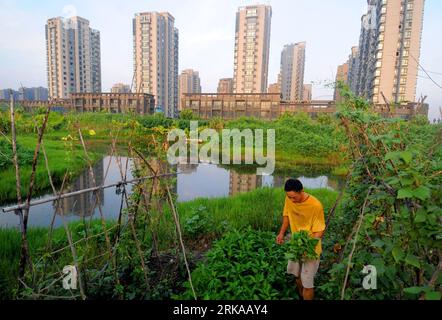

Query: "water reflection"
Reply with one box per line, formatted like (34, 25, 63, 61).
(57, 159, 105, 218)
(1, 157, 343, 228)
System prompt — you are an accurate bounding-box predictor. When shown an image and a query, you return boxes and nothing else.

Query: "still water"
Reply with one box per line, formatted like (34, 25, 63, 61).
(0, 156, 343, 228)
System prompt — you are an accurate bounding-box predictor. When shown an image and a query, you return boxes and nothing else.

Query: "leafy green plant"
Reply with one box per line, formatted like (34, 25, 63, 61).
(182, 205, 214, 238)
(285, 231, 319, 262)
(176, 228, 297, 300)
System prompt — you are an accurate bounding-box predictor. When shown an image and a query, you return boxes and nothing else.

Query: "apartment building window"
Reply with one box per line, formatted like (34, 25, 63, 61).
(401, 67, 408, 75)
(402, 59, 408, 66)
(246, 9, 258, 17)
(247, 23, 256, 29)
(375, 69, 381, 77)
(400, 77, 407, 85)
(399, 86, 406, 94)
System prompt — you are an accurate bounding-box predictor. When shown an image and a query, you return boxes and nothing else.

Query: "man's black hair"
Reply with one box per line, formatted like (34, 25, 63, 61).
(284, 179, 303, 192)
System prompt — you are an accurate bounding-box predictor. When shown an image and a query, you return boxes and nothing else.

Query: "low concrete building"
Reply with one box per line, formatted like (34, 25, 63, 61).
(1, 92, 155, 115)
(182, 93, 428, 120)
(70, 93, 155, 114)
(182, 93, 280, 119)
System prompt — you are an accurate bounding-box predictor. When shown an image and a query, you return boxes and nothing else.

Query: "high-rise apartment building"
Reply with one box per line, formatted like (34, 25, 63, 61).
(303, 84, 313, 102)
(179, 69, 201, 110)
(133, 12, 179, 117)
(280, 42, 306, 102)
(334, 62, 349, 101)
(217, 78, 234, 94)
(354, 0, 425, 103)
(46, 16, 101, 99)
(233, 5, 272, 94)
(348, 46, 359, 94)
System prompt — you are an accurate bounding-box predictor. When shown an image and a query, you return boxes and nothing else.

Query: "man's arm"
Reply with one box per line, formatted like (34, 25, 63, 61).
(276, 216, 290, 244)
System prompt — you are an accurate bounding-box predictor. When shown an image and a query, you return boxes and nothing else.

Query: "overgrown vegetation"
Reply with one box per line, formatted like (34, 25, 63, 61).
(1, 92, 440, 300)
(316, 85, 441, 300)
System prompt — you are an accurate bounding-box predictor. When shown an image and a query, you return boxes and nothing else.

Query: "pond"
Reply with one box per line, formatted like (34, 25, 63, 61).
(0, 156, 344, 228)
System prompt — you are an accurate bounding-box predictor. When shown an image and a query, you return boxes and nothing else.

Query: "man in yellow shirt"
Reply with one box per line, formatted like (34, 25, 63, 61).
(276, 179, 326, 301)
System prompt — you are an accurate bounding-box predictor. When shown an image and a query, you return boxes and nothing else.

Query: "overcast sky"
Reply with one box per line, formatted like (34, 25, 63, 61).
(0, 0, 441, 120)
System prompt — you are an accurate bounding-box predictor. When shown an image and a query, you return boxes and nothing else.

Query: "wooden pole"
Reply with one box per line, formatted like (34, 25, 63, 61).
(9, 91, 31, 279)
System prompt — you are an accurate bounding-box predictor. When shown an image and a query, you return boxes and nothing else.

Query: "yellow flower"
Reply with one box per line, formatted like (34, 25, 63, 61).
(89, 129, 96, 136)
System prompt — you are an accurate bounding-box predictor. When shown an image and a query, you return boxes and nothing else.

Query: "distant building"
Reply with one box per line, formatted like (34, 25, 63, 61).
(303, 84, 312, 102)
(334, 62, 349, 101)
(111, 83, 131, 93)
(46, 16, 101, 99)
(0, 88, 48, 101)
(0, 89, 20, 101)
(233, 5, 272, 93)
(181, 93, 427, 120)
(179, 69, 201, 110)
(335, 46, 358, 101)
(280, 42, 306, 102)
(267, 83, 281, 94)
(133, 12, 179, 118)
(19, 87, 49, 101)
(217, 78, 234, 94)
(70, 92, 155, 114)
(348, 46, 359, 94)
(354, 0, 425, 103)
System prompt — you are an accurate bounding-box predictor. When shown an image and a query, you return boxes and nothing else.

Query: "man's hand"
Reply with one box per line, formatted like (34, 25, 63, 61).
(276, 233, 285, 245)
(277, 216, 290, 245)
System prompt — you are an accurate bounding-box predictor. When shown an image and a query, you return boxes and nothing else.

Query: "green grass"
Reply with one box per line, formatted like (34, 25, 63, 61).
(0, 134, 103, 204)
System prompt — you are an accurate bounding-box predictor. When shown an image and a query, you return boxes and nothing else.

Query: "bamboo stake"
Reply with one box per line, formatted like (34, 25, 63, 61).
(166, 185, 197, 300)
(9, 92, 32, 280)
(340, 188, 372, 300)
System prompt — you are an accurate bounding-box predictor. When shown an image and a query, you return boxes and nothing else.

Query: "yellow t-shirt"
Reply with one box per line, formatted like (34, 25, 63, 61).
(283, 194, 325, 256)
